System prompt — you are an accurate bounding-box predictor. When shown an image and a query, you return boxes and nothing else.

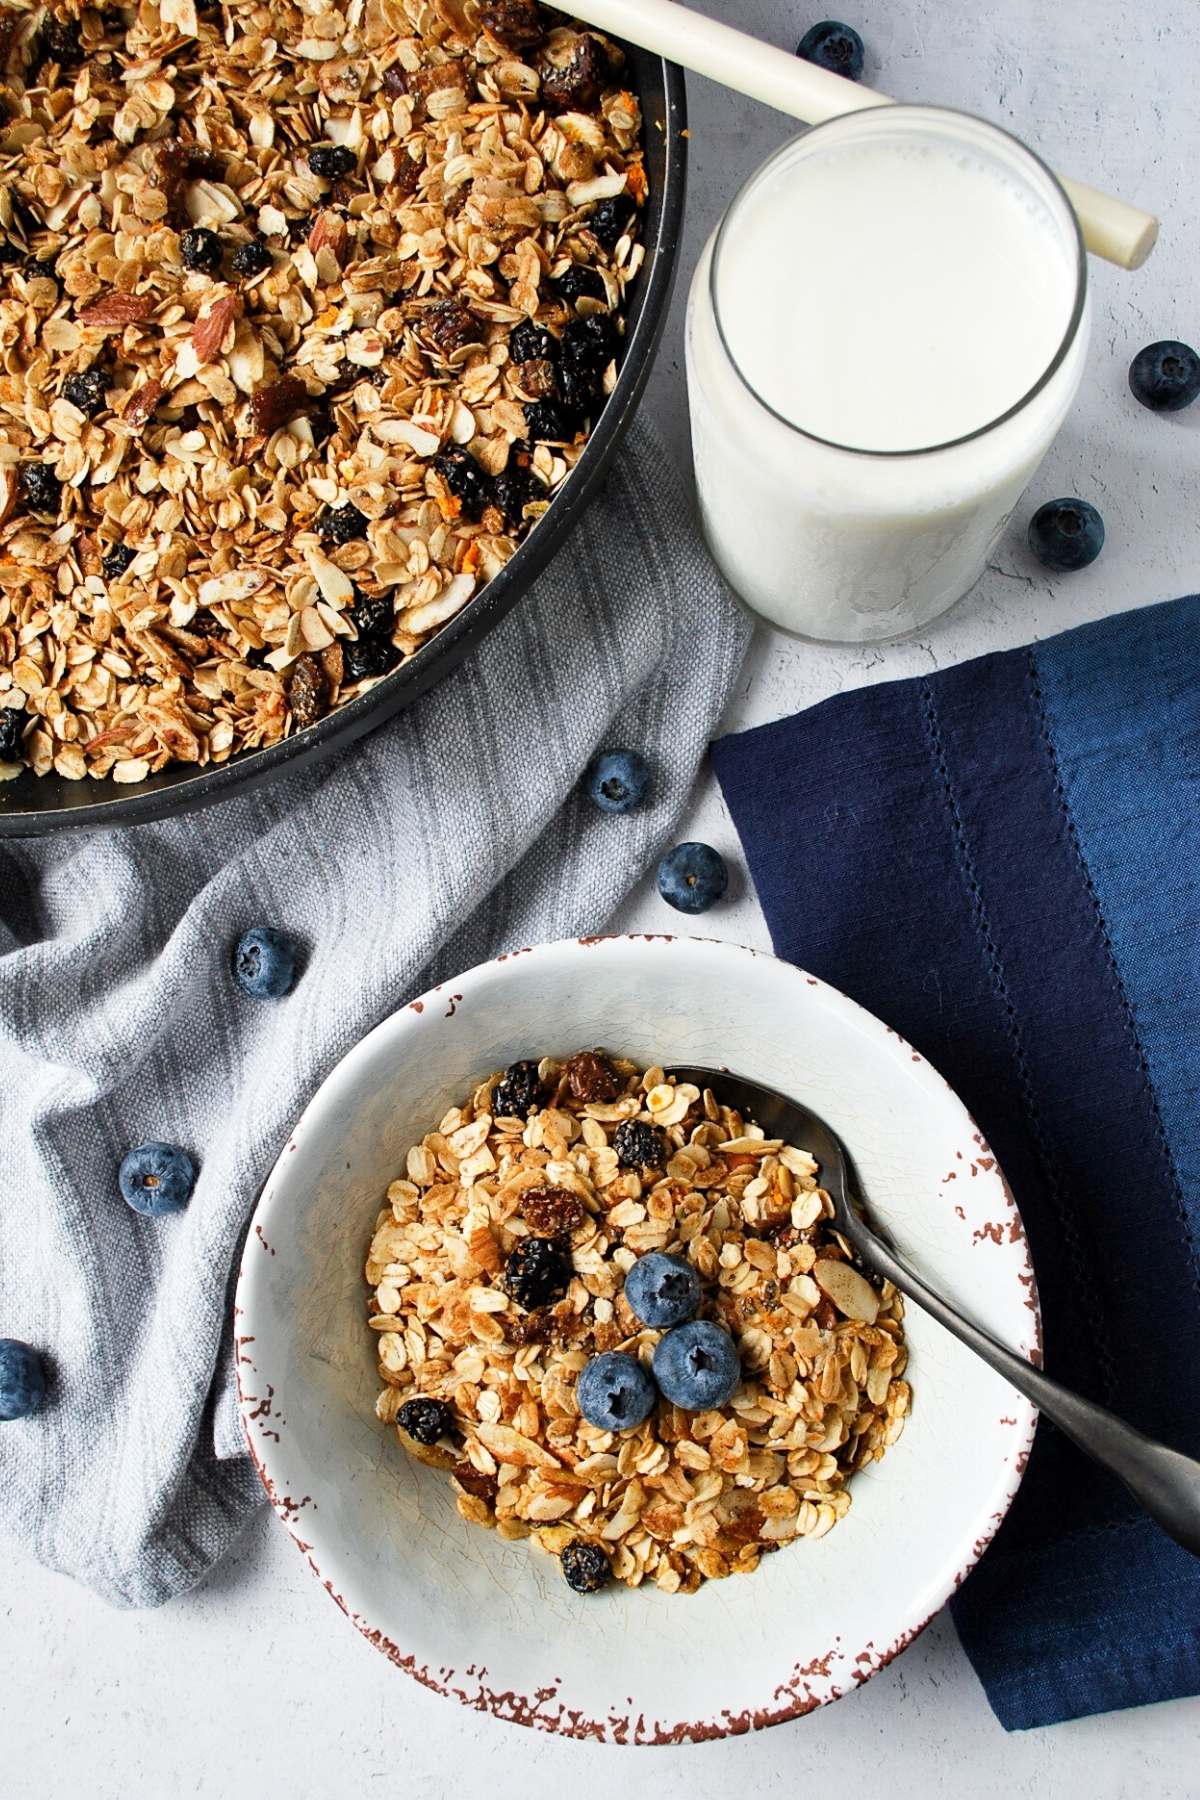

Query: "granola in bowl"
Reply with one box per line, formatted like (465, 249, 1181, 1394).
(365, 1050, 910, 1595)
(0, 1, 645, 785)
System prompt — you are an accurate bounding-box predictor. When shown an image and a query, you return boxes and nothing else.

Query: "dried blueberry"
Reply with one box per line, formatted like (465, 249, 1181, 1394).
(557, 361, 602, 424)
(0, 707, 26, 763)
(308, 144, 357, 180)
(101, 543, 136, 580)
(509, 320, 558, 365)
(397, 1397, 456, 1445)
(231, 238, 273, 278)
(560, 1540, 611, 1593)
(612, 1119, 667, 1170)
(553, 263, 607, 309)
(19, 463, 62, 517)
(502, 1234, 572, 1311)
(588, 194, 635, 250)
(179, 227, 223, 274)
(561, 314, 617, 376)
(62, 367, 109, 419)
(25, 255, 60, 285)
(38, 12, 82, 68)
(342, 636, 400, 683)
(523, 398, 572, 443)
(318, 501, 368, 545)
(347, 585, 393, 640)
(492, 1059, 543, 1119)
(491, 462, 534, 530)
(432, 445, 492, 520)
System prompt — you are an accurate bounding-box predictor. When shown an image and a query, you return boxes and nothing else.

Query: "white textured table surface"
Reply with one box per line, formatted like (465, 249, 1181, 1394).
(7, 1, 1200, 1792)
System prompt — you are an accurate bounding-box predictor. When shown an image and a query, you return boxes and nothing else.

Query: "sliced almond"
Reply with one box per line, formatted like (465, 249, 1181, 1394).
(812, 1259, 880, 1325)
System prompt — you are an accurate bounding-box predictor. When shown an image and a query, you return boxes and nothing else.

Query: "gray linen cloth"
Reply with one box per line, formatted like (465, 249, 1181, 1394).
(0, 417, 751, 1606)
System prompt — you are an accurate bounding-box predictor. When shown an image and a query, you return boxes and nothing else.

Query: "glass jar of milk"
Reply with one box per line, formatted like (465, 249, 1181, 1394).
(685, 106, 1090, 643)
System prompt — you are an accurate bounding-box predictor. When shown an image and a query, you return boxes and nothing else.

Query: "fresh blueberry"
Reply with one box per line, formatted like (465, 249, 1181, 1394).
(576, 1351, 656, 1432)
(796, 19, 865, 80)
(653, 1320, 742, 1411)
(233, 925, 297, 1000)
(0, 1339, 47, 1421)
(586, 748, 650, 815)
(1128, 339, 1200, 412)
(624, 1252, 701, 1329)
(560, 1540, 611, 1592)
(656, 842, 728, 914)
(118, 1142, 196, 1216)
(1028, 498, 1105, 572)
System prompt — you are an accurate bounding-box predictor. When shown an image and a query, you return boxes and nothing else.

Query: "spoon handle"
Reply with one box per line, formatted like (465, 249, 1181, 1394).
(845, 1214, 1200, 1557)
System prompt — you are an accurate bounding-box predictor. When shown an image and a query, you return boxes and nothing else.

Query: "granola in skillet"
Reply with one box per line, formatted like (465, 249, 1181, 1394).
(0, 2, 645, 783)
(366, 1054, 910, 1594)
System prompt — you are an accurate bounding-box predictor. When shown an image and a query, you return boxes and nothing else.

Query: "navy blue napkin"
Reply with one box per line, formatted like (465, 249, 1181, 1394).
(711, 596, 1200, 1731)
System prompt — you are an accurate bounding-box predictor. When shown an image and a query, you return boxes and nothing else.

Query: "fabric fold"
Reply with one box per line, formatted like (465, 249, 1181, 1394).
(0, 417, 751, 1606)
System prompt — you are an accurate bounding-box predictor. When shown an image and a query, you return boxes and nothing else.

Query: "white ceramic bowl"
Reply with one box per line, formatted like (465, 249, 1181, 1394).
(235, 936, 1038, 1744)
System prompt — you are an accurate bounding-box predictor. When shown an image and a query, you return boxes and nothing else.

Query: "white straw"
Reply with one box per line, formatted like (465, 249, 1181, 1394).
(568, 0, 1158, 271)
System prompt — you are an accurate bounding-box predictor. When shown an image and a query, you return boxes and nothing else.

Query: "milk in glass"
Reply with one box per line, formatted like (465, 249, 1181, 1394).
(686, 108, 1090, 641)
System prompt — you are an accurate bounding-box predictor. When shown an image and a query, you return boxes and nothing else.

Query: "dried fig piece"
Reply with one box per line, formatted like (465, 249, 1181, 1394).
(541, 33, 606, 111)
(521, 1186, 586, 1235)
(451, 1461, 498, 1501)
(421, 297, 479, 357)
(251, 376, 308, 434)
(478, 0, 544, 51)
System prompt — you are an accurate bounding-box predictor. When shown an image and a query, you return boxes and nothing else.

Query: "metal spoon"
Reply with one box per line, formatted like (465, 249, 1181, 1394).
(671, 1065, 1200, 1557)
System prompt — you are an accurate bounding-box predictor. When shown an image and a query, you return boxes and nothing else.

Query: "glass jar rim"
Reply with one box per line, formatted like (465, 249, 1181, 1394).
(708, 104, 1088, 460)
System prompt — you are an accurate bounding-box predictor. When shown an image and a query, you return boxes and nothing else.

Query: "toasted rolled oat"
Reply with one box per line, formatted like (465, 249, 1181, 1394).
(0, 1, 645, 783)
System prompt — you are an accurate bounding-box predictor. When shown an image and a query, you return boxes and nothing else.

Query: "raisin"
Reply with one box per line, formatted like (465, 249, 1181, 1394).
(397, 1397, 455, 1445)
(287, 653, 329, 729)
(451, 1461, 498, 1501)
(501, 1234, 572, 1311)
(342, 636, 399, 683)
(421, 297, 479, 358)
(521, 1186, 587, 1236)
(560, 1540, 610, 1593)
(0, 707, 26, 763)
(509, 320, 558, 365)
(565, 1049, 619, 1103)
(19, 463, 62, 517)
(721, 1504, 765, 1548)
(478, 0, 544, 52)
(307, 144, 357, 180)
(523, 398, 572, 443)
(62, 367, 109, 419)
(179, 227, 223, 274)
(382, 64, 408, 97)
(393, 150, 423, 199)
(491, 462, 533, 531)
(814, 1297, 839, 1332)
(318, 501, 367, 545)
(505, 1307, 556, 1346)
(101, 543, 136, 580)
(347, 585, 393, 641)
(541, 33, 606, 111)
(612, 1119, 667, 1170)
(512, 356, 557, 400)
(588, 193, 635, 250)
(432, 446, 491, 520)
(231, 238, 272, 278)
(38, 12, 83, 69)
(492, 1059, 543, 1119)
(553, 263, 607, 309)
(561, 314, 616, 376)
(251, 376, 308, 434)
